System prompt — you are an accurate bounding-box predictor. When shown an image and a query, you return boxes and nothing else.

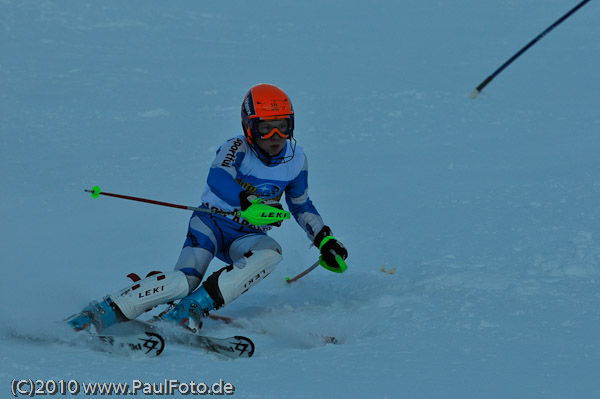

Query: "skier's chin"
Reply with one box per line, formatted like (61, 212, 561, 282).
(267, 146, 284, 155)
(260, 143, 285, 156)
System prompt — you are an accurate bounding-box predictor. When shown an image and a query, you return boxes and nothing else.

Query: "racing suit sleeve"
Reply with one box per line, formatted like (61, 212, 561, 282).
(285, 154, 325, 241)
(206, 137, 246, 207)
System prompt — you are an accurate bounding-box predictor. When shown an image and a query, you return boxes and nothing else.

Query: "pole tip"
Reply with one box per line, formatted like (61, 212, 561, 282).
(469, 89, 480, 99)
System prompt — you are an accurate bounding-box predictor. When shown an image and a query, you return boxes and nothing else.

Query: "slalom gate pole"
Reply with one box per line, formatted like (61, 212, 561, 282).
(470, 0, 592, 98)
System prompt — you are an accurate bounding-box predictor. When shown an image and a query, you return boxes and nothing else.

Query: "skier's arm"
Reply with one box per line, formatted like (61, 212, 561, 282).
(285, 155, 349, 265)
(206, 137, 247, 207)
(285, 155, 325, 241)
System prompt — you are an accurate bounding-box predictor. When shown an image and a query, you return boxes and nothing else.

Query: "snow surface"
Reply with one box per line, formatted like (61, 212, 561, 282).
(1, 0, 599, 398)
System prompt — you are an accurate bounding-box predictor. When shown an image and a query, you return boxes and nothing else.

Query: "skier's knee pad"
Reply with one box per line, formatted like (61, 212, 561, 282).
(203, 249, 282, 308)
(110, 270, 190, 319)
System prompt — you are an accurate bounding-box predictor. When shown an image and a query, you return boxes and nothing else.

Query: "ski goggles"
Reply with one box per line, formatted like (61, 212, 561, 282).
(255, 117, 293, 139)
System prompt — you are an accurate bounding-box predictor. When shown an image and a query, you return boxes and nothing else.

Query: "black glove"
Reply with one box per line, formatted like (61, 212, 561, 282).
(239, 190, 260, 211)
(314, 225, 348, 269)
(239, 190, 284, 227)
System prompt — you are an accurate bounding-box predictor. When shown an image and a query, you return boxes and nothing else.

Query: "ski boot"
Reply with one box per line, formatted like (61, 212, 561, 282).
(162, 287, 215, 333)
(65, 297, 124, 333)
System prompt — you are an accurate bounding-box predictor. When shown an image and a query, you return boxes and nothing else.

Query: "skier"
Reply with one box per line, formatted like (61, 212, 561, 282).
(67, 83, 348, 333)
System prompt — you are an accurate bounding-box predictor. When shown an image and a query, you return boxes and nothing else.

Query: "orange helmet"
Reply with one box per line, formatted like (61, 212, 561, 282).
(241, 84, 295, 145)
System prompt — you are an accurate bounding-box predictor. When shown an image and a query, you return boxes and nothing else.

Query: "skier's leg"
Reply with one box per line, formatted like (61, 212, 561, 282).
(66, 270, 192, 332)
(164, 234, 282, 332)
(204, 234, 283, 307)
(67, 215, 217, 332)
(159, 247, 215, 332)
(174, 246, 214, 291)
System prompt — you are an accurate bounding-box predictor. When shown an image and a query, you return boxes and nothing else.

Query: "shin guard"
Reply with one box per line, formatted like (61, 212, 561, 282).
(203, 249, 282, 308)
(110, 270, 190, 320)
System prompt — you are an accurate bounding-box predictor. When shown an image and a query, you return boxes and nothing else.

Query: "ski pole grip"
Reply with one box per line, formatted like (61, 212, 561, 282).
(318, 236, 347, 273)
(333, 254, 347, 272)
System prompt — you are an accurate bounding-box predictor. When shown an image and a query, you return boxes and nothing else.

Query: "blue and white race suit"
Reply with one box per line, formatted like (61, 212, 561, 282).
(175, 135, 325, 282)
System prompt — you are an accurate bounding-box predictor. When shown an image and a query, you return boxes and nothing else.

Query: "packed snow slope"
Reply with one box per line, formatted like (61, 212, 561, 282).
(1, 0, 599, 398)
